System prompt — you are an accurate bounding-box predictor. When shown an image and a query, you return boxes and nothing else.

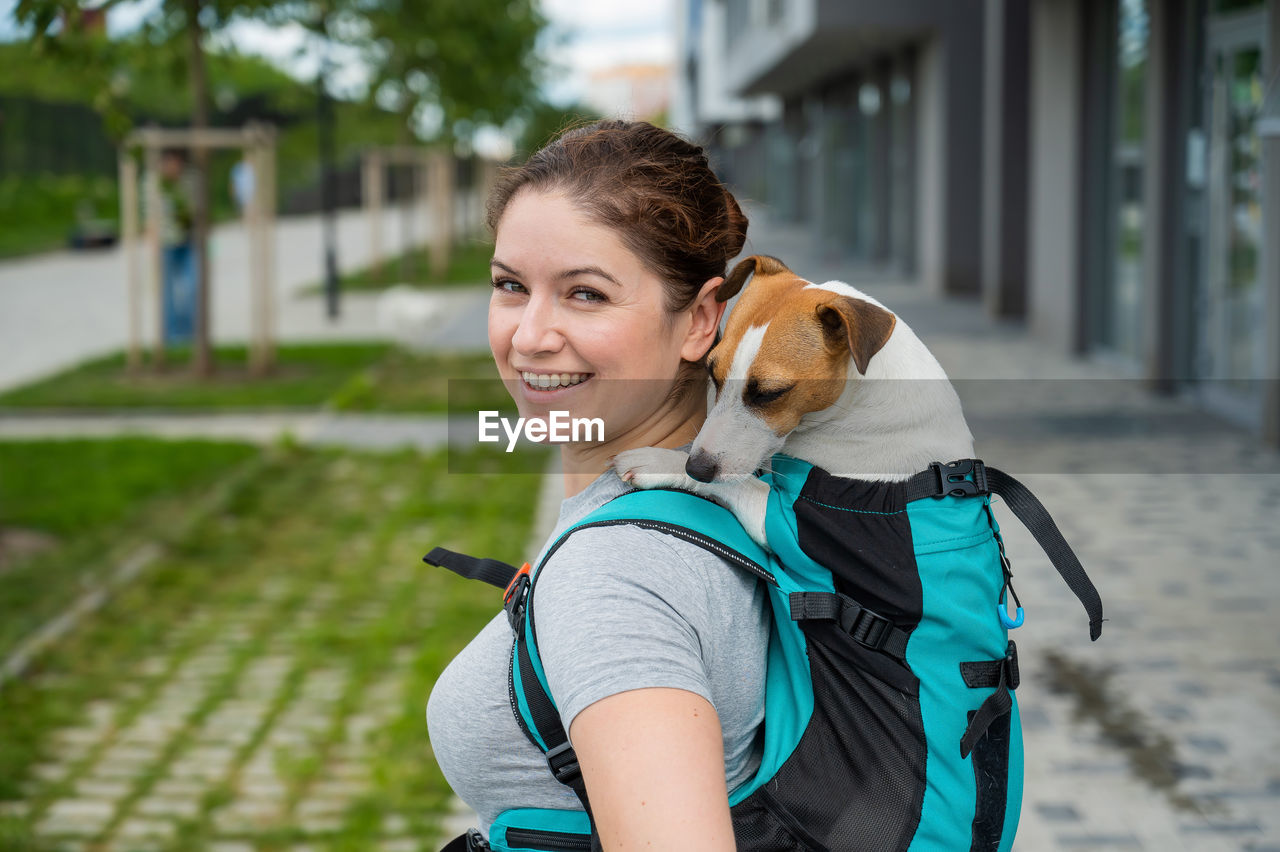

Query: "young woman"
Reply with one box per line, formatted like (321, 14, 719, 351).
(427, 120, 768, 850)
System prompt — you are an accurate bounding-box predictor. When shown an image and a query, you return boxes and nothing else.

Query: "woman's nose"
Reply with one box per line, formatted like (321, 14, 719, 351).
(511, 294, 563, 356)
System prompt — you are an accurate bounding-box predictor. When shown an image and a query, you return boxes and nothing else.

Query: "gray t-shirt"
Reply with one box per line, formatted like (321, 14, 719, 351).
(426, 469, 770, 835)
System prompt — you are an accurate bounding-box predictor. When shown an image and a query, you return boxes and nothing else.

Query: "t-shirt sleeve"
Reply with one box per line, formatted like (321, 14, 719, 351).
(532, 524, 716, 734)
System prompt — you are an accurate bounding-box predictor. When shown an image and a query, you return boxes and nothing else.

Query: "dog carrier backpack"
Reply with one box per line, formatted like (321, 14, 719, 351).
(426, 456, 1104, 852)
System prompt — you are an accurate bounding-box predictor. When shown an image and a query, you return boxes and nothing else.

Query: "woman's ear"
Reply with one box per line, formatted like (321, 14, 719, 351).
(680, 276, 728, 362)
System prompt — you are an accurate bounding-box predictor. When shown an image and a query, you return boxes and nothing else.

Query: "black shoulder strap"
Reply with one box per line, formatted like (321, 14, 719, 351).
(423, 547, 520, 590)
(906, 459, 1105, 641)
(510, 513, 765, 832)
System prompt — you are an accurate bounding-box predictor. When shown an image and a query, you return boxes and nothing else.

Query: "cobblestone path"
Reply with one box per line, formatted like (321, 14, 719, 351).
(0, 447, 545, 852)
(13, 580, 415, 851)
(1001, 473, 1280, 851)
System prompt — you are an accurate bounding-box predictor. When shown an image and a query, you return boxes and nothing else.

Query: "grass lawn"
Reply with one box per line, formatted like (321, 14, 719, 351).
(0, 439, 548, 850)
(301, 240, 494, 294)
(0, 343, 510, 413)
(0, 438, 260, 657)
(0, 174, 119, 260)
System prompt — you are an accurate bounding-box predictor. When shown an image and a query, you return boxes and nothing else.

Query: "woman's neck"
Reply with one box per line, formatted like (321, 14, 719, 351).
(560, 393, 706, 497)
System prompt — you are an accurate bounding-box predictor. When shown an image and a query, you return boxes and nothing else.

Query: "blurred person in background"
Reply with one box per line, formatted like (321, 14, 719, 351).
(148, 147, 198, 345)
(230, 156, 255, 220)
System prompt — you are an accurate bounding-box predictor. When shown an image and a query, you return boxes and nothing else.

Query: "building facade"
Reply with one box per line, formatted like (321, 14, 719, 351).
(677, 0, 1280, 447)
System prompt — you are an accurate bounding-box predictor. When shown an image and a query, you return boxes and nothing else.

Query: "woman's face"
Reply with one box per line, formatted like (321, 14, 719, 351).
(488, 189, 705, 442)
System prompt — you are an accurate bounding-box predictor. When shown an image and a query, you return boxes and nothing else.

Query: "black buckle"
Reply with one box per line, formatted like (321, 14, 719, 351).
(504, 573, 530, 632)
(930, 459, 988, 498)
(546, 741, 582, 786)
(844, 606, 893, 651)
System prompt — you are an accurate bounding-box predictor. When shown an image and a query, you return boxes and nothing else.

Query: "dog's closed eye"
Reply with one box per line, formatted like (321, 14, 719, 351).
(745, 380, 795, 407)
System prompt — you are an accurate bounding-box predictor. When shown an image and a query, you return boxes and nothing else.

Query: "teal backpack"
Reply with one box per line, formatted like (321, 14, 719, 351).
(427, 457, 1103, 852)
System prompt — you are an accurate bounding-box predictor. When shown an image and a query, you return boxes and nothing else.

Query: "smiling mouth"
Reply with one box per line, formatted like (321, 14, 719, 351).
(520, 371, 593, 391)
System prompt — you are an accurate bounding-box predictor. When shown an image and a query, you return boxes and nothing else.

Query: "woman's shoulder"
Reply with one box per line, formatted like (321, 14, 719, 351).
(532, 518, 769, 735)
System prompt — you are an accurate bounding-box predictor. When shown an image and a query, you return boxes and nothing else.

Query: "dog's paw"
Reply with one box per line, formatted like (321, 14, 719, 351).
(612, 447, 691, 491)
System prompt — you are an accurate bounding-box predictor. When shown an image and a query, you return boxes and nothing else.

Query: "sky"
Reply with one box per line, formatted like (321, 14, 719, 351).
(0, 0, 675, 107)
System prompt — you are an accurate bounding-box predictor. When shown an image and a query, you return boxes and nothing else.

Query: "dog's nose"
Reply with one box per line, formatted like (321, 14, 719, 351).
(686, 452, 719, 483)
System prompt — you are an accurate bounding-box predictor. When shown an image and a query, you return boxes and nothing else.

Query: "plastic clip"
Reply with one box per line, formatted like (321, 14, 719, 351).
(997, 602, 1025, 629)
(998, 574, 1024, 629)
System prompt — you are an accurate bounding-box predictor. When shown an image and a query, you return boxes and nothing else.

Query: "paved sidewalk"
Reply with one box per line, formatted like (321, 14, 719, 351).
(0, 199, 485, 394)
(0, 412, 462, 453)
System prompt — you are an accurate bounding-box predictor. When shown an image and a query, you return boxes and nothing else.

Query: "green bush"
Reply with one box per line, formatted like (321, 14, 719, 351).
(0, 173, 120, 257)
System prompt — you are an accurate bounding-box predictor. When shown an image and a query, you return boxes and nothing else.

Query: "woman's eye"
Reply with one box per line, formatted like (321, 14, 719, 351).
(571, 288, 606, 303)
(492, 279, 527, 294)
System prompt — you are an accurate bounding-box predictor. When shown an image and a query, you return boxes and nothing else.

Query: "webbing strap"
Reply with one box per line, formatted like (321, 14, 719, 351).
(506, 504, 774, 836)
(789, 591, 910, 661)
(958, 642, 1019, 759)
(905, 460, 1105, 641)
(983, 467, 1104, 641)
(423, 547, 520, 590)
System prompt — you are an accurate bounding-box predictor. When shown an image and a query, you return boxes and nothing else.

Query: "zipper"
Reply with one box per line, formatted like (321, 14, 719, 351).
(503, 826, 593, 851)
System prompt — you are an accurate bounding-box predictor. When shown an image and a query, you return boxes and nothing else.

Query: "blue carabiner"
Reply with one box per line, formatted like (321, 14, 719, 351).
(998, 603, 1024, 629)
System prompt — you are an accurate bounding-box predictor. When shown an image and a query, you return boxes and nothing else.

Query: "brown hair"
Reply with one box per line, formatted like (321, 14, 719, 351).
(485, 120, 748, 314)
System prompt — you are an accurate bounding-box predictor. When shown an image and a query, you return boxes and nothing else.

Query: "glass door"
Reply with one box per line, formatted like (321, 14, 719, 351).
(1106, 0, 1150, 364)
(1086, 0, 1150, 365)
(1198, 4, 1268, 424)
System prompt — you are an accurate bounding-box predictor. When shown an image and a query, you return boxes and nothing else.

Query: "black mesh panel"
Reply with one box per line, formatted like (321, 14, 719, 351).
(731, 621, 927, 851)
(792, 468, 922, 628)
(730, 793, 812, 850)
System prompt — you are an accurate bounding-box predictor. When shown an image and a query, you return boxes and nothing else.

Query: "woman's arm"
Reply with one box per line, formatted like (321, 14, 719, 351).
(570, 687, 736, 851)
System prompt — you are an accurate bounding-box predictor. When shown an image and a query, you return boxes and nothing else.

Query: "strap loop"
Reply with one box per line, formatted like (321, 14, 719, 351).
(959, 642, 1019, 758)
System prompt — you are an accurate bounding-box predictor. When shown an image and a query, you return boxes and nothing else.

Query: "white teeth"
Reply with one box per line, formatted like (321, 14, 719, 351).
(521, 371, 589, 389)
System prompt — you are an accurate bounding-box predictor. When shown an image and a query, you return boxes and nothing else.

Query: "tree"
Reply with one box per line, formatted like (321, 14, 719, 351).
(14, 0, 550, 365)
(15, 0, 252, 375)
(359, 0, 546, 146)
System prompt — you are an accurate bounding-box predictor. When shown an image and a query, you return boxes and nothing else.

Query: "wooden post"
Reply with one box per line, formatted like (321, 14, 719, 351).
(119, 151, 141, 371)
(143, 144, 165, 366)
(398, 156, 414, 282)
(248, 130, 267, 376)
(260, 130, 277, 371)
(429, 148, 454, 280)
(364, 151, 384, 283)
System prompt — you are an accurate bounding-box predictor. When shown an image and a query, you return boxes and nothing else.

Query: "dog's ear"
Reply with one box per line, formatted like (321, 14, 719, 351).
(716, 255, 792, 302)
(816, 296, 897, 375)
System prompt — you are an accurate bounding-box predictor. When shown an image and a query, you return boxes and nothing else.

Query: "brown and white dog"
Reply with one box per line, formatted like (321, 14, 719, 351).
(612, 254, 975, 547)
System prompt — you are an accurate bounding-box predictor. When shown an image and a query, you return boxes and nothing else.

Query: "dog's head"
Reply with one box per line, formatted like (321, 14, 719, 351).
(686, 255, 897, 482)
